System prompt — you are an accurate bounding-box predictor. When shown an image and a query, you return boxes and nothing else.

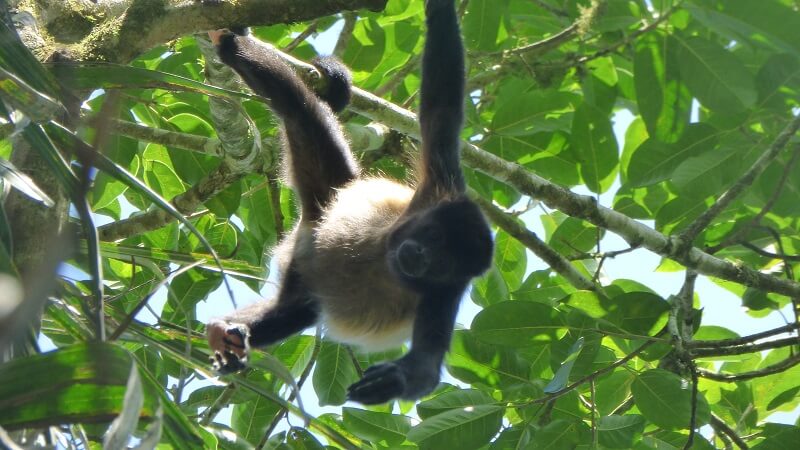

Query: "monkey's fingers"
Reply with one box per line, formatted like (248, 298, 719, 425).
(347, 362, 406, 404)
(211, 350, 247, 375)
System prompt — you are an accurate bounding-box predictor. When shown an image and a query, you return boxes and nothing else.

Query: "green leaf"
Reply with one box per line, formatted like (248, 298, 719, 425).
(595, 371, 636, 416)
(634, 32, 691, 143)
(472, 301, 565, 347)
(674, 36, 756, 112)
(103, 363, 145, 450)
(627, 123, 719, 188)
(407, 405, 503, 450)
(446, 330, 531, 388)
(343, 18, 386, 73)
(0, 157, 54, 206)
(597, 415, 646, 449)
(753, 423, 800, 450)
(462, 0, 506, 51)
(529, 419, 590, 449)
(605, 292, 669, 336)
(58, 63, 256, 102)
(571, 103, 618, 193)
(544, 337, 584, 393)
(471, 266, 510, 307)
(417, 389, 496, 419)
(686, 0, 800, 56)
(0, 342, 147, 429)
(342, 408, 411, 445)
(631, 369, 710, 430)
(491, 90, 574, 137)
(313, 341, 358, 406)
(493, 230, 526, 290)
(231, 391, 281, 446)
(548, 217, 600, 257)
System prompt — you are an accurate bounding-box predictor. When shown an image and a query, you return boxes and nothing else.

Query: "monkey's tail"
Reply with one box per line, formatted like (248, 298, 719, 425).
(311, 56, 352, 113)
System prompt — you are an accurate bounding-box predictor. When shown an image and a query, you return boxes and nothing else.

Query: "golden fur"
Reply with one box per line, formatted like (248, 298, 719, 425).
(275, 178, 419, 350)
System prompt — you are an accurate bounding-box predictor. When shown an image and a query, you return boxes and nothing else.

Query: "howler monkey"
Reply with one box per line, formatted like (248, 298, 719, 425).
(206, 0, 493, 404)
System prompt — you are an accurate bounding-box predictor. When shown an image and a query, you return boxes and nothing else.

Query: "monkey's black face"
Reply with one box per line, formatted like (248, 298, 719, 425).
(388, 198, 493, 291)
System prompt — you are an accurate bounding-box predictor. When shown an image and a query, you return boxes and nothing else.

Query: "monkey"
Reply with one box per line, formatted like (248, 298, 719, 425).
(206, 0, 493, 404)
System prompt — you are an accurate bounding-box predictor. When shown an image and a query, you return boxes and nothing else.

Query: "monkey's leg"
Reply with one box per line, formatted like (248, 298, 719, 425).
(347, 288, 461, 404)
(212, 32, 358, 221)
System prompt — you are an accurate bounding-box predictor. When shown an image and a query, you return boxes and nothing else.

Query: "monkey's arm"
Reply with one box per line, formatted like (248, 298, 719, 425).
(414, 0, 466, 201)
(208, 267, 318, 373)
(347, 287, 462, 404)
(212, 32, 358, 220)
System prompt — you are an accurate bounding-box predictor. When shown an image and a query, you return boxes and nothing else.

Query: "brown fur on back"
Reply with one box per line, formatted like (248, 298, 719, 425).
(284, 178, 420, 350)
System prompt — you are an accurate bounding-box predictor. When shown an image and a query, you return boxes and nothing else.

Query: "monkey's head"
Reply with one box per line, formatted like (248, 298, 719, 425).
(387, 197, 493, 291)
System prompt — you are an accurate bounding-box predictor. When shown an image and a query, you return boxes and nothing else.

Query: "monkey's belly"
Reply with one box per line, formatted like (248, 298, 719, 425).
(308, 178, 419, 351)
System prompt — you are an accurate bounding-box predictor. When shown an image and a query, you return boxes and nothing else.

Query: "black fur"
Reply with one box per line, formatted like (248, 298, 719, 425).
(207, 0, 493, 404)
(311, 56, 352, 113)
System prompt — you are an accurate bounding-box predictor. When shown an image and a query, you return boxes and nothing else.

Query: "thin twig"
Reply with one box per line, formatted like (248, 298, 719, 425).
(683, 362, 698, 450)
(470, 193, 598, 292)
(282, 19, 321, 53)
(532, 337, 659, 404)
(259, 335, 322, 448)
(333, 12, 357, 58)
(710, 415, 749, 450)
(688, 323, 800, 349)
(697, 353, 800, 382)
(678, 114, 800, 248)
(709, 145, 800, 254)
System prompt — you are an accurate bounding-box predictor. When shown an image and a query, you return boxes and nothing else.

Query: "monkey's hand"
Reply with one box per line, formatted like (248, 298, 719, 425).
(207, 320, 248, 374)
(347, 353, 440, 404)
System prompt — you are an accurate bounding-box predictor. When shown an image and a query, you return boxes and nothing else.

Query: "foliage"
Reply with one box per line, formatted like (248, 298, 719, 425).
(1, 0, 800, 448)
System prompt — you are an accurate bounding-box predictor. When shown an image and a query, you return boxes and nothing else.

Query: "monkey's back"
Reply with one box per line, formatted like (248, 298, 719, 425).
(296, 178, 420, 350)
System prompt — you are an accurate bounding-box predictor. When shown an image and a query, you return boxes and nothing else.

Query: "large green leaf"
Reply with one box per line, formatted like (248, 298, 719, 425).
(342, 407, 411, 445)
(674, 35, 756, 112)
(407, 404, 503, 450)
(571, 103, 618, 193)
(0, 343, 148, 429)
(313, 341, 359, 406)
(57, 63, 256, 101)
(472, 301, 566, 347)
(416, 389, 496, 419)
(634, 32, 691, 143)
(631, 369, 710, 430)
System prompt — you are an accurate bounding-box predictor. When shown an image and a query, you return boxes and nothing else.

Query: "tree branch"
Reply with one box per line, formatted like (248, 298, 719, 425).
(678, 114, 800, 246)
(697, 353, 800, 382)
(31, 0, 387, 64)
(97, 163, 244, 241)
(687, 323, 800, 349)
(692, 337, 799, 357)
(470, 193, 598, 292)
(107, 118, 225, 157)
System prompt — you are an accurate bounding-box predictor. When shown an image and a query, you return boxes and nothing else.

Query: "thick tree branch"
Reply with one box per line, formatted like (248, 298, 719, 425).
(107, 118, 225, 156)
(25, 0, 388, 63)
(97, 163, 244, 241)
